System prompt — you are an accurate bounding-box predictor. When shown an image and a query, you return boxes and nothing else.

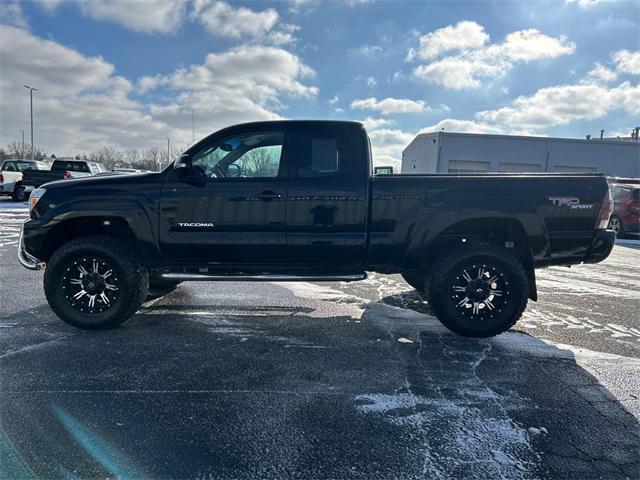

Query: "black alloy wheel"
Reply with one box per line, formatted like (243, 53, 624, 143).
(44, 235, 148, 329)
(429, 244, 528, 337)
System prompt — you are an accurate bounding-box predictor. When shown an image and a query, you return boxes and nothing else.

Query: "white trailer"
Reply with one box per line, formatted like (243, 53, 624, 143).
(401, 132, 640, 177)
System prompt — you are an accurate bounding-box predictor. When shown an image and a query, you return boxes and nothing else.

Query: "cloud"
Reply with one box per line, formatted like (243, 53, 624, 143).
(41, 0, 189, 33)
(350, 97, 427, 114)
(476, 82, 640, 130)
(565, 0, 624, 7)
(407, 20, 489, 61)
(361, 117, 395, 130)
(142, 45, 317, 102)
(368, 128, 415, 170)
(419, 119, 506, 135)
(0, 25, 317, 155)
(583, 63, 618, 84)
(0, 1, 27, 28)
(191, 0, 278, 40)
(409, 22, 575, 89)
(366, 77, 377, 87)
(350, 45, 383, 58)
(289, 0, 373, 13)
(612, 49, 640, 75)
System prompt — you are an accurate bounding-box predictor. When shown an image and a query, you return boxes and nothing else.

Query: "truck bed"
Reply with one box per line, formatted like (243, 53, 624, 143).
(368, 173, 610, 269)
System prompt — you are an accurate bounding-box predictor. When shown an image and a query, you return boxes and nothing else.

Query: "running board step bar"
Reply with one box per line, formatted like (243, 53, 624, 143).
(159, 272, 367, 282)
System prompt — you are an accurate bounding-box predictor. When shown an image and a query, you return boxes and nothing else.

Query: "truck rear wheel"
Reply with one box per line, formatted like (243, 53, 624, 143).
(12, 184, 27, 202)
(401, 272, 425, 293)
(44, 236, 148, 330)
(428, 244, 528, 338)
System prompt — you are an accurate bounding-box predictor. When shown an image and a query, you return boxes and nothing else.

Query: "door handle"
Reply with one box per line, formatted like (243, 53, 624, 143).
(255, 191, 283, 201)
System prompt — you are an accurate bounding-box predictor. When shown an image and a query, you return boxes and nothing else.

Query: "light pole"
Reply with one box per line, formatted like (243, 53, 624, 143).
(166, 137, 170, 169)
(20, 129, 24, 159)
(24, 85, 37, 159)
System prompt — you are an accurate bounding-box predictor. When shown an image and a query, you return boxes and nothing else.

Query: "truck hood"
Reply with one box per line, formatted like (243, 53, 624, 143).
(42, 171, 163, 191)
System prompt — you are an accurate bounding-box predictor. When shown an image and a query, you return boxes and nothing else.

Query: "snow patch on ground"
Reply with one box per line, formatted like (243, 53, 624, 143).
(355, 393, 539, 479)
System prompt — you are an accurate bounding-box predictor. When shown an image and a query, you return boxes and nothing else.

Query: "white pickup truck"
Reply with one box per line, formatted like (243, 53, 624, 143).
(0, 159, 49, 202)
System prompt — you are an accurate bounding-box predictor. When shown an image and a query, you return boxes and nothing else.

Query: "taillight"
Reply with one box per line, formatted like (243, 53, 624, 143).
(596, 187, 613, 229)
(63, 171, 71, 179)
(0, 173, 4, 183)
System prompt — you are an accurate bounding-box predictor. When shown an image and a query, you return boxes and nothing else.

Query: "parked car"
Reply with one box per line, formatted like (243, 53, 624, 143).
(0, 159, 49, 201)
(21, 159, 109, 189)
(20, 120, 615, 337)
(608, 182, 640, 238)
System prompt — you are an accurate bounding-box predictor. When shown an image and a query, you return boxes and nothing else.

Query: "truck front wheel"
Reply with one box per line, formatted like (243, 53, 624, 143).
(428, 244, 528, 338)
(44, 236, 148, 330)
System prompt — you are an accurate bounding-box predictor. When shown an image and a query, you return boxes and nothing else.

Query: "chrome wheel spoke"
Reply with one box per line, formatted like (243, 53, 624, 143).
(457, 296, 470, 307)
(70, 278, 83, 285)
(462, 271, 472, 283)
(105, 283, 118, 291)
(73, 290, 87, 300)
(87, 295, 96, 308)
(99, 292, 110, 304)
(452, 285, 466, 292)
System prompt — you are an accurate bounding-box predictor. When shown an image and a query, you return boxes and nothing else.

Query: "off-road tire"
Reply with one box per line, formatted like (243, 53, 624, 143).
(401, 272, 426, 293)
(428, 244, 528, 338)
(44, 235, 148, 329)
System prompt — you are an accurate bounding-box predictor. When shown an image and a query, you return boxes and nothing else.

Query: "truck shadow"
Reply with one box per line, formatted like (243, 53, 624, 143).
(0, 290, 638, 479)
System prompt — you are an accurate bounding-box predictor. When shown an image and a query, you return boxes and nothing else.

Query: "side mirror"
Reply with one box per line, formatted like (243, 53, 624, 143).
(174, 155, 191, 170)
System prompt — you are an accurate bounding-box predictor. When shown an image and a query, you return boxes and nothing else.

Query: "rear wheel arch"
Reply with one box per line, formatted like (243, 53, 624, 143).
(403, 217, 538, 301)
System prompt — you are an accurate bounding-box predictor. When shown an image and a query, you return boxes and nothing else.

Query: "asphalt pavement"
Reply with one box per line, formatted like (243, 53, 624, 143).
(0, 198, 638, 480)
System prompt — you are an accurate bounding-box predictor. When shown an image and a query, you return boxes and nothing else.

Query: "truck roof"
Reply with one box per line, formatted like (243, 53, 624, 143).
(188, 120, 366, 154)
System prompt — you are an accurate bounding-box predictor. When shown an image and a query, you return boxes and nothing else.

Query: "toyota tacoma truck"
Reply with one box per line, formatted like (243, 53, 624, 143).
(19, 121, 615, 337)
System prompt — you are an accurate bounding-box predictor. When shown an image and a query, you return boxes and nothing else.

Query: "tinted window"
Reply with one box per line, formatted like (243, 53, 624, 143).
(52, 161, 90, 172)
(295, 130, 348, 178)
(192, 131, 284, 179)
(1, 161, 41, 171)
(633, 189, 640, 201)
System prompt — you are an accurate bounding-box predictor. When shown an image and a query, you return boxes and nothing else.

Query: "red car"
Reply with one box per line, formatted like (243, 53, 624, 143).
(609, 182, 640, 238)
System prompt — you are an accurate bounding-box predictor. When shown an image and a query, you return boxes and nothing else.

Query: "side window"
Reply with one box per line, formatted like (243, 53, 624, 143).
(3, 162, 16, 171)
(295, 130, 349, 178)
(192, 131, 284, 179)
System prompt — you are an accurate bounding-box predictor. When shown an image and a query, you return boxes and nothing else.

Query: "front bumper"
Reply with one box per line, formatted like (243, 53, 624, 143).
(583, 229, 616, 264)
(18, 221, 45, 270)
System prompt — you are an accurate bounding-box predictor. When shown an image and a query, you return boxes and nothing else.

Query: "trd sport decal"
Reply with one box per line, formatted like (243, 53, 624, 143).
(547, 197, 593, 209)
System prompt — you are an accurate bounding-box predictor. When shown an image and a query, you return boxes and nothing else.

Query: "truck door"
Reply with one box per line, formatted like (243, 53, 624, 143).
(158, 128, 290, 264)
(285, 125, 369, 268)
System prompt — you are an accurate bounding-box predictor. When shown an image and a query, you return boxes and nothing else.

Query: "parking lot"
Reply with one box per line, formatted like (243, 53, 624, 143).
(1, 198, 639, 479)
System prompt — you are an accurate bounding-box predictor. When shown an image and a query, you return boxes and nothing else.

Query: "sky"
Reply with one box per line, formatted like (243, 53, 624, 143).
(0, 0, 638, 170)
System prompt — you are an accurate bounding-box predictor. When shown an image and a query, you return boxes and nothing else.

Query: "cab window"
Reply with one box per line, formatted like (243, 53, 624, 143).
(191, 131, 284, 179)
(293, 129, 349, 178)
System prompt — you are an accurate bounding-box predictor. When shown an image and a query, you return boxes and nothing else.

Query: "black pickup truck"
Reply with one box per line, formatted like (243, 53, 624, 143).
(22, 159, 109, 189)
(19, 121, 615, 337)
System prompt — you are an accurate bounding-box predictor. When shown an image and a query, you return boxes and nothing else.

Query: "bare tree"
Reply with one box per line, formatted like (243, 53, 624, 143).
(90, 145, 123, 169)
(124, 148, 139, 165)
(6, 140, 30, 159)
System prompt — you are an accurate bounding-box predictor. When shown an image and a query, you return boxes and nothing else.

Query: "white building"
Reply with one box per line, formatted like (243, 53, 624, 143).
(401, 132, 640, 177)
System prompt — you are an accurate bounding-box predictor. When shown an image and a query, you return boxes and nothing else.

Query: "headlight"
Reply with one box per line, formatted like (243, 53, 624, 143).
(29, 188, 46, 211)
